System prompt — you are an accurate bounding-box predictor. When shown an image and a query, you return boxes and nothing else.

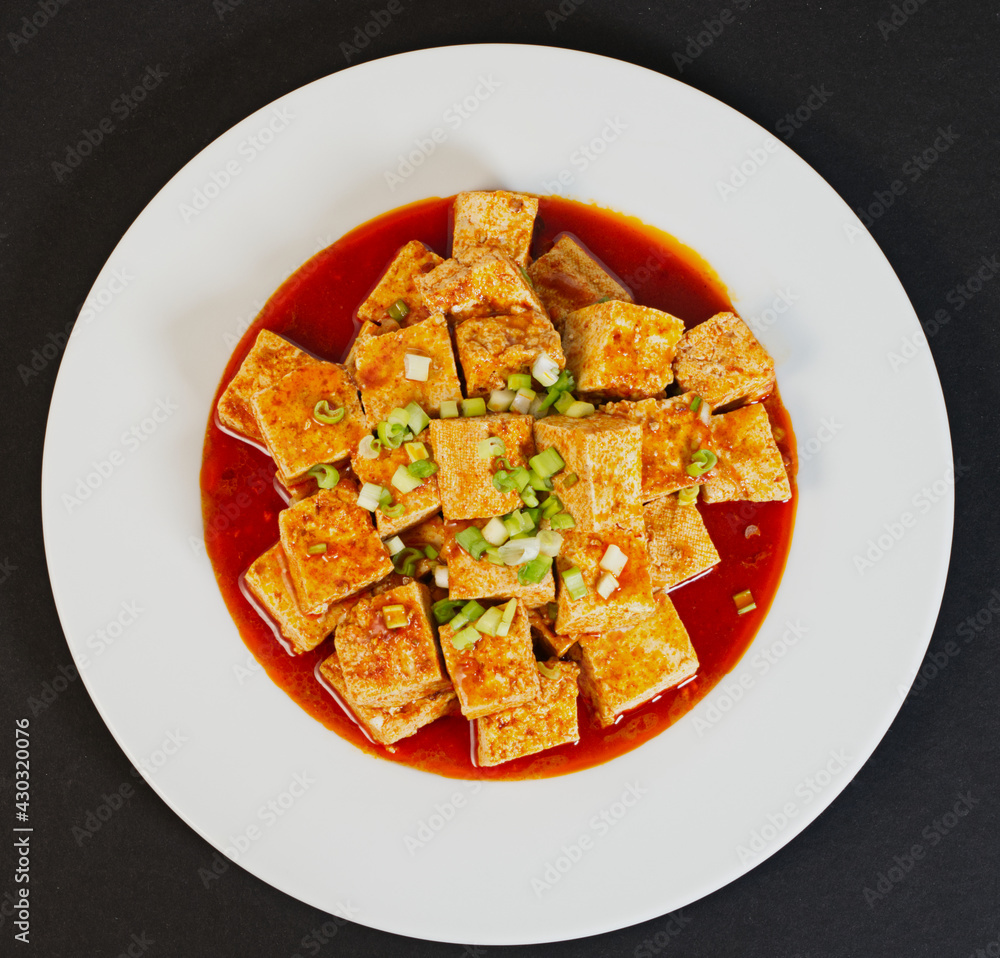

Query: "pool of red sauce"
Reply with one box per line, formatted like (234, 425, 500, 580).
(201, 195, 798, 781)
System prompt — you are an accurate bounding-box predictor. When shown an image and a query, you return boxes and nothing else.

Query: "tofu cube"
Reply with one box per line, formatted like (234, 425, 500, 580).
(334, 581, 450, 708)
(455, 310, 564, 397)
(356, 240, 444, 327)
(438, 599, 540, 719)
(317, 650, 458, 747)
(217, 330, 318, 444)
(554, 527, 656, 634)
(415, 248, 544, 321)
(570, 593, 698, 727)
(452, 190, 538, 268)
(701, 403, 792, 503)
(602, 394, 713, 500)
(672, 311, 775, 411)
(533, 414, 643, 533)
(251, 362, 369, 483)
(644, 495, 720, 589)
(441, 520, 556, 608)
(353, 312, 462, 427)
(350, 436, 441, 538)
(242, 543, 355, 655)
(475, 660, 580, 767)
(343, 317, 399, 376)
(528, 607, 577, 658)
(561, 301, 685, 399)
(430, 414, 536, 519)
(527, 234, 633, 328)
(278, 483, 392, 613)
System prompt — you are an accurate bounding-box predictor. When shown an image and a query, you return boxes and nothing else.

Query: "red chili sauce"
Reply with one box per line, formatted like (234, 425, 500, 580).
(200, 196, 798, 781)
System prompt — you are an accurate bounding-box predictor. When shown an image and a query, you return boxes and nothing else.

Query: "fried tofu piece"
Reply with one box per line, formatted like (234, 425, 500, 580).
(350, 437, 441, 538)
(353, 312, 462, 427)
(570, 593, 698, 727)
(318, 650, 457, 746)
(452, 190, 538, 267)
(242, 543, 355, 655)
(527, 234, 633, 329)
(554, 527, 656, 634)
(278, 483, 392, 613)
(251, 362, 369, 483)
(441, 520, 556, 607)
(415, 248, 545, 321)
(476, 660, 580, 766)
(672, 311, 775, 411)
(644, 495, 720, 589)
(602, 394, 713, 500)
(343, 317, 399, 376)
(455, 310, 564, 397)
(429, 414, 536, 519)
(561, 301, 685, 400)
(334, 581, 450, 708)
(439, 600, 540, 720)
(701, 403, 791, 503)
(528, 607, 577, 658)
(533, 414, 643, 533)
(217, 330, 318, 443)
(356, 240, 444, 327)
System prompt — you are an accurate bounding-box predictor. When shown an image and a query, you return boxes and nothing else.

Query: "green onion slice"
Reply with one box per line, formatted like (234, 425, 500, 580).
(423, 545, 438, 560)
(450, 626, 480, 651)
(407, 458, 438, 480)
(357, 434, 382, 460)
(357, 483, 384, 511)
(391, 465, 423, 494)
(565, 401, 596, 418)
(432, 599, 465, 624)
(392, 547, 423, 576)
(386, 298, 410, 322)
(685, 449, 719, 478)
(561, 565, 588, 600)
(439, 400, 459, 419)
(507, 373, 532, 391)
(689, 395, 703, 412)
(476, 606, 504, 636)
(461, 397, 487, 417)
(405, 441, 429, 462)
(536, 660, 560, 679)
(482, 516, 509, 546)
(518, 554, 553, 585)
(487, 388, 515, 412)
(455, 526, 489, 560)
(381, 502, 405, 518)
(313, 400, 345, 425)
(549, 512, 577, 530)
(530, 447, 566, 479)
(677, 485, 699, 506)
(460, 600, 486, 622)
(307, 463, 340, 489)
(405, 401, 430, 436)
(477, 437, 507, 459)
(307, 543, 327, 555)
(561, 472, 579, 489)
(498, 537, 540, 566)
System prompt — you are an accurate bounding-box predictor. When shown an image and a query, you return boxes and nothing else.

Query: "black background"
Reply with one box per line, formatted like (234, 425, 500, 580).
(2, 1, 998, 956)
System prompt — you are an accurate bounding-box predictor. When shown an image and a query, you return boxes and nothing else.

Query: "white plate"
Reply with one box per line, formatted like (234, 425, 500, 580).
(42, 45, 952, 944)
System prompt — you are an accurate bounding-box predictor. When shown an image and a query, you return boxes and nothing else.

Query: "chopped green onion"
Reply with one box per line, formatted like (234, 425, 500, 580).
(406, 401, 430, 436)
(536, 660, 559, 678)
(307, 543, 327, 555)
(677, 485, 700, 506)
(404, 350, 431, 381)
(313, 400, 345, 425)
(538, 530, 563, 557)
(407, 459, 439, 480)
(599, 544, 628, 576)
(507, 466, 531, 491)
(423, 545, 438, 560)
(455, 526, 489, 560)
(499, 598, 518, 632)
(519, 265, 535, 288)
(357, 434, 382, 459)
(540, 496, 563, 519)
(387, 407, 411, 428)
(530, 447, 566, 479)
(307, 463, 340, 489)
(733, 589, 756, 614)
(450, 626, 480, 651)
(482, 516, 510, 546)
(387, 298, 410, 322)
(492, 470, 516, 494)
(487, 388, 515, 412)
(525, 507, 542, 526)
(565, 401, 596, 418)
(686, 449, 718, 478)
(561, 565, 588, 600)
(503, 509, 534, 537)
(507, 373, 532, 391)
(499, 537, 540, 566)
(448, 612, 469, 632)
(527, 470, 552, 492)
(562, 472, 579, 489)
(519, 488, 539, 507)
(596, 572, 619, 599)
(484, 545, 505, 565)
(478, 437, 507, 459)
(689, 395, 703, 413)
(432, 598, 464, 624)
(532, 352, 560, 388)
(528, 395, 549, 419)
(518, 554, 553, 585)
(510, 387, 536, 414)
(461, 397, 487, 417)
(385, 536, 405, 556)
(357, 483, 384, 511)
(391, 465, 423, 494)
(545, 602, 558, 620)
(461, 600, 486, 622)
(392, 547, 423, 576)
(405, 441, 429, 462)
(549, 512, 577, 530)
(377, 418, 411, 449)
(382, 604, 409, 628)
(476, 606, 504, 636)
(434, 564, 449, 588)
(553, 391, 577, 415)
(381, 502, 405, 518)
(596, 296, 612, 304)
(439, 400, 459, 418)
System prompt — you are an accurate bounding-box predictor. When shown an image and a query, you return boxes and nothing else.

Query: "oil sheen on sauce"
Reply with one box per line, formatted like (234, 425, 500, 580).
(200, 195, 798, 781)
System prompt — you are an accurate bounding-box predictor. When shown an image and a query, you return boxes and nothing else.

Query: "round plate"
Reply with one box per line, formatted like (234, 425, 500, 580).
(42, 44, 952, 945)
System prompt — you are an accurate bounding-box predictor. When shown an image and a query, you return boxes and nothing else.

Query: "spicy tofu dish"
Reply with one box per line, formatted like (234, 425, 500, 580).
(205, 190, 796, 777)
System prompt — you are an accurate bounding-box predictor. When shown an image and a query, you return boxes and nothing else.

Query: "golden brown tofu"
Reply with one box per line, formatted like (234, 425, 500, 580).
(415, 248, 544, 321)
(561, 301, 685, 400)
(455, 310, 564, 397)
(318, 649, 458, 746)
(278, 483, 393, 614)
(527, 607, 577, 658)
(554, 527, 656, 634)
(533, 414, 643, 533)
(353, 312, 462, 428)
(251, 362, 369, 483)
(527, 234, 633, 329)
(438, 600, 541, 720)
(570, 593, 698, 727)
(350, 437, 441, 538)
(602, 394, 713, 500)
(430, 413, 536, 519)
(343, 317, 400, 376)
(217, 330, 318, 443)
(672, 311, 775, 411)
(356, 240, 444, 327)
(334, 581, 450, 708)
(452, 190, 538, 268)
(441, 520, 556, 608)
(242, 543, 355, 654)
(476, 660, 580, 766)
(701, 403, 792, 503)
(644, 495, 720, 589)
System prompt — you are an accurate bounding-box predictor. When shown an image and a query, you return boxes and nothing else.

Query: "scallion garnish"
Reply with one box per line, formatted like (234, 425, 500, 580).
(599, 544, 628, 577)
(313, 400, 345, 425)
(733, 589, 756, 614)
(596, 571, 619, 599)
(686, 449, 718, 478)
(392, 547, 423, 576)
(461, 397, 487, 417)
(450, 626, 480, 651)
(503, 509, 534, 537)
(520, 488, 539, 508)
(507, 373, 532, 391)
(391, 465, 423, 494)
(561, 565, 588, 600)
(553, 391, 576, 415)
(510, 387, 536, 414)
(432, 598, 464, 624)
(498, 598, 518, 636)
(381, 502, 405, 518)
(690, 395, 702, 413)
(540, 496, 563, 519)
(382, 604, 410, 629)
(484, 545, 505, 565)
(561, 472, 579, 489)
(405, 441, 429, 462)
(357, 483, 384, 511)
(407, 459, 438, 480)
(537, 530, 563, 557)
(549, 512, 576, 530)
(455, 526, 489, 560)
(385, 536, 405, 556)
(518, 554, 553, 584)
(405, 401, 430, 436)
(677, 485, 699, 505)
(529, 446, 566, 479)
(482, 516, 509, 546)
(487, 388, 515, 412)
(387, 298, 410, 322)
(519, 265, 535, 288)
(403, 350, 431, 382)
(477, 437, 507, 459)
(527, 470, 552, 492)
(307, 463, 340, 489)
(440, 400, 459, 418)
(307, 543, 327, 555)
(434, 564, 449, 588)
(476, 606, 504, 636)
(423, 545, 438, 560)
(532, 352, 560, 387)
(357, 434, 381, 460)
(565, 401, 596, 418)
(536, 660, 559, 679)
(498, 537, 541, 566)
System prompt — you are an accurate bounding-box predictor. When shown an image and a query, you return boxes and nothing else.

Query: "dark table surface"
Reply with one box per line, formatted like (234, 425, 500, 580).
(3, 1, 998, 956)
